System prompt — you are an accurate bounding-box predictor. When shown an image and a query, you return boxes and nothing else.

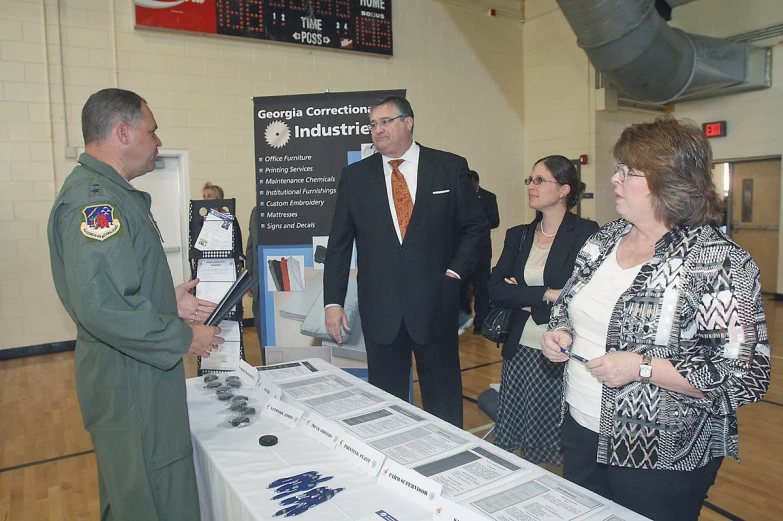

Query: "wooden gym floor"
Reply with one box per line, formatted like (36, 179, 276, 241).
(1, 300, 781, 521)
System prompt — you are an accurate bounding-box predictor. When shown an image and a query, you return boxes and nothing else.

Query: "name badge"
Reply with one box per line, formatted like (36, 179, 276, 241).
(262, 397, 303, 429)
(336, 432, 385, 478)
(304, 413, 342, 449)
(237, 359, 260, 388)
(379, 458, 442, 509)
(434, 498, 490, 521)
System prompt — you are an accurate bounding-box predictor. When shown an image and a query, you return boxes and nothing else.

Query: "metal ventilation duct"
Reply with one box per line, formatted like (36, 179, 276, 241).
(556, 0, 771, 104)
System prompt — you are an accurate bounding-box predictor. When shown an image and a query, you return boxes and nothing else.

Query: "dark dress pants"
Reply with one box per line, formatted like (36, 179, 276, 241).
(365, 321, 464, 428)
(561, 412, 723, 521)
(470, 246, 492, 329)
(458, 246, 491, 328)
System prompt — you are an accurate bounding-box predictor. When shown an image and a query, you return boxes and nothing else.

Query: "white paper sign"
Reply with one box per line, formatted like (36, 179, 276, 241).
(257, 375, 283, 401)
(262, 397, 304, 429)
(379, 458, 442, 509)
(336, 432, 386, 478)
(237, 359, 259, 388)
(304, 413, 343, 449)
(434, 498, 491, 521)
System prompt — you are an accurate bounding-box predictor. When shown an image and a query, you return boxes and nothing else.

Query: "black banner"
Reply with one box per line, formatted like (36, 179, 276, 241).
(252, 90, 404, 348)
(254, 90, 402, 244)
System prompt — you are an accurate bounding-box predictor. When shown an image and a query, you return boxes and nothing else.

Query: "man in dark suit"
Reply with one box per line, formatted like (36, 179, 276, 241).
(323, 96, 488, 427)
(460, 170, 500, 334)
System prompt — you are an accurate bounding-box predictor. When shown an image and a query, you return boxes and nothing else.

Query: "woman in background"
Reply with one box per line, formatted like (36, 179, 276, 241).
(203, 182, 224, 200)
(542, 118, 770, 521)
(488, 155, 598, 465)
(201, 180, 243, 261)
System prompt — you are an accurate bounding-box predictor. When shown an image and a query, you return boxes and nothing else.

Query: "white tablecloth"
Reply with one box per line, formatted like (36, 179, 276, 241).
(187, 358, 651, 521)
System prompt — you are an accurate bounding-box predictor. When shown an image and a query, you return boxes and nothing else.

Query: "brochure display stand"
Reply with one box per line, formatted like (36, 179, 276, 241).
(189, 199, 246, 375)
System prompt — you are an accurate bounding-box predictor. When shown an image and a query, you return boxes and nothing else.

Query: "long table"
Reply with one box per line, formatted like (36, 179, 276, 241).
(187, 358, 651, 521)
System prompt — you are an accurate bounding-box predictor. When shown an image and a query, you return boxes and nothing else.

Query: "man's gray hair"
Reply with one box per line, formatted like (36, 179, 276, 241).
(82, 88, 147, 145)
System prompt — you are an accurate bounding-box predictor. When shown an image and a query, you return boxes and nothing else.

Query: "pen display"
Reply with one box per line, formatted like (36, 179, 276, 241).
(268, 471, 344, 517)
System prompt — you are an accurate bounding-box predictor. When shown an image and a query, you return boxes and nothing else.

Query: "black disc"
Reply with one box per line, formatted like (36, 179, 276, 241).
(259, 435, 278, 446)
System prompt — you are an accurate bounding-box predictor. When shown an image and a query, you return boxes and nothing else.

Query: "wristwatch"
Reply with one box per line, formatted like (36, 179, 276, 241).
(639, 355, 653, 384)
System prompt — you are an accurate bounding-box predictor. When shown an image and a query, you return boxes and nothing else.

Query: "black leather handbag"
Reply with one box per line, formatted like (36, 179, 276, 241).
(480, 303, 513, 343)
(481, 224, 529, 344)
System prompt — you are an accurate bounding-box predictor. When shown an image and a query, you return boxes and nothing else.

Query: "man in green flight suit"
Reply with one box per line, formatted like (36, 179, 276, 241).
(48, 88, 224, 521)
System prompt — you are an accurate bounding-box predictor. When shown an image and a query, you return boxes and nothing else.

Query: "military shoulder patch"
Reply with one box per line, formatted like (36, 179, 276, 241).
(80, 204, 122, 241)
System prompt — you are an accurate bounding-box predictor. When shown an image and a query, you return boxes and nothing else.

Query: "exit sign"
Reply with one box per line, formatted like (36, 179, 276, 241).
(703, 121, 727, 138)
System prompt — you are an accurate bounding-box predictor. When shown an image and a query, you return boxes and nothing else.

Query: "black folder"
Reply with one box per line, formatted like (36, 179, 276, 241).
(204, 270, 258, 327)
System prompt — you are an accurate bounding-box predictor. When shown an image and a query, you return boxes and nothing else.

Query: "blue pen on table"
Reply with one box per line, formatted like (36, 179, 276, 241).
(560, 347, 589, 364)
(274, 487, 345, 517)
(279, 487, 330, 506)
(272, 476, 334, 500)
(267, 471, 320, 489)
(274, 489, 332, 517)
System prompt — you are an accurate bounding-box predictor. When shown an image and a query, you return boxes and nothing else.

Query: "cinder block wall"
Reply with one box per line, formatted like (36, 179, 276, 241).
(0, 0, 524, 351)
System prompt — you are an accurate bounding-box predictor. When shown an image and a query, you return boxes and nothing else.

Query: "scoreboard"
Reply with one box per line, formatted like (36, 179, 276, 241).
(135, 0, 393, 56)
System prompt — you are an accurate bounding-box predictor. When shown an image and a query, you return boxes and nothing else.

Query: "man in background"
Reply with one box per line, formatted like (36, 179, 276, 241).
(48, 88, 223, 520)
(324, 95, 488, 427)
(460, 170, 500, 334)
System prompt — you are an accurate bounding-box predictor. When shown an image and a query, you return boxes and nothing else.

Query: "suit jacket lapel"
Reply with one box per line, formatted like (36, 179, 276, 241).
(405, 144, 434, 241)
(543, 212, 579, 283)
(365, 153, 399, 241)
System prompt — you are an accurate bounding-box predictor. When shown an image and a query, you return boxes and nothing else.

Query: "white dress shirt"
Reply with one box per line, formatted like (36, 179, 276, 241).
(381, 142, 420, 244)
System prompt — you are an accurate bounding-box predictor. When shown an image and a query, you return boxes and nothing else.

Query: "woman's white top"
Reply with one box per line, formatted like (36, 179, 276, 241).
(565, 243, 642, 432)
(519, 237, 552, 350)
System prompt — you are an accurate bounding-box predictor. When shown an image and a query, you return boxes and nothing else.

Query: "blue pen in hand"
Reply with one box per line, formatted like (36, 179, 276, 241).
(560, 347, 589, 364)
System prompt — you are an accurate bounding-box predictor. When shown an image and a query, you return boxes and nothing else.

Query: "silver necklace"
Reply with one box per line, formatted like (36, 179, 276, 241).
(539, 221, 556, 238)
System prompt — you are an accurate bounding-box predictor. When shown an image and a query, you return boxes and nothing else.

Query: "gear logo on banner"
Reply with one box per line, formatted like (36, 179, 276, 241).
(265, 120, 291, 148)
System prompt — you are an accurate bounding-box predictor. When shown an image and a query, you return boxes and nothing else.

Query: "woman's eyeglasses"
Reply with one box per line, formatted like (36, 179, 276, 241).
(524, 176, 558, 186)
(614, 163, 645, 182)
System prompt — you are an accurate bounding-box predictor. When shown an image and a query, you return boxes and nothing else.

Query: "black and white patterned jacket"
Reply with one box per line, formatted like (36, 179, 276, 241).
(550, 219, 771, 471)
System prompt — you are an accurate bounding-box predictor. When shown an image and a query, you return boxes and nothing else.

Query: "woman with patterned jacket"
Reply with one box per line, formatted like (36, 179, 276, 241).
(541, 117, 771, 521)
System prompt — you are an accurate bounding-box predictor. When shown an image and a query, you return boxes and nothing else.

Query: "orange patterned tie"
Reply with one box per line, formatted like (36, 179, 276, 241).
(390, 159, 413, 240)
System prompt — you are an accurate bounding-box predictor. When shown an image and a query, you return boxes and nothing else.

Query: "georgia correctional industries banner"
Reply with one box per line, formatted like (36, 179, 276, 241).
(253, 90, 404, 352)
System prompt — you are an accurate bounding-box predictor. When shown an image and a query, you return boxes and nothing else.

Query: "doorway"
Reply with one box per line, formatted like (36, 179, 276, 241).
(718, 157, 781, 294)
(130, 150, 191, 286)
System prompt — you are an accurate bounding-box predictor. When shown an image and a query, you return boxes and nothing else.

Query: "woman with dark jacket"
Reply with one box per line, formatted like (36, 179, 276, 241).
(488, 155, 598, 465)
